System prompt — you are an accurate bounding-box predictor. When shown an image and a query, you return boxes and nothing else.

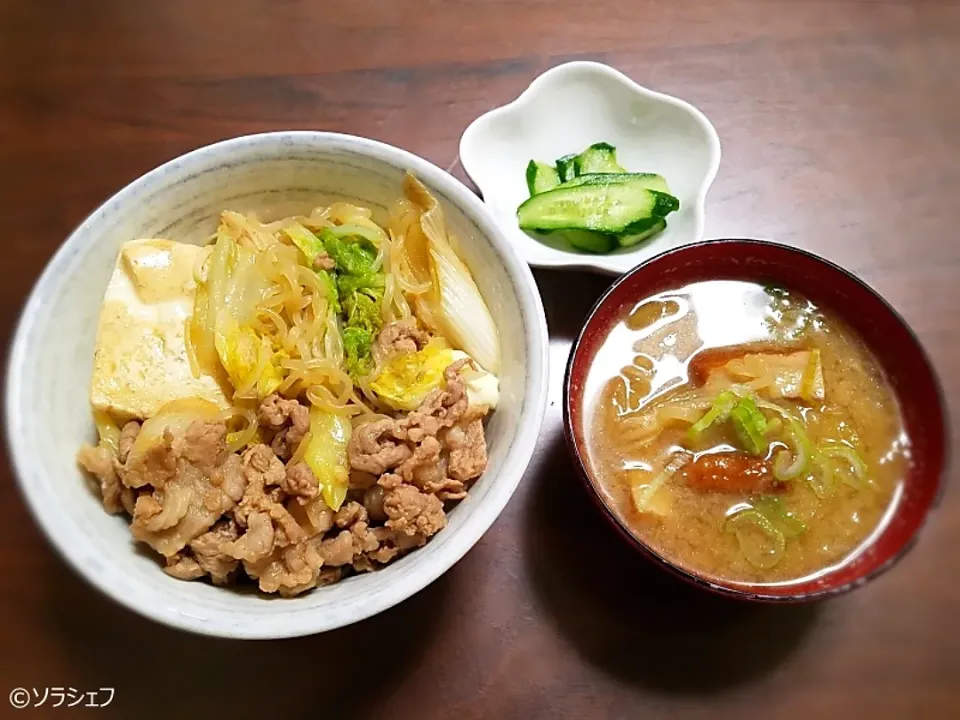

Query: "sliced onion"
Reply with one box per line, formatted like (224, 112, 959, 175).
(807, 460, 834, 499)
(303, 497, 330, 528)
(326, 202, 373, 223)
(127, 397, 223, 466)
(751, 496, 807, 538)
(725, 509, 786, 569)
(221, 406, 259, 453)
(754, 396, 799, 421)
(631, 454, 686, 513)
(93, 410, 121, 456)
(658, 405, 707, 424)
(820, 445, 868, 490)
(328, 223, 386, 247)
(290, 431, 313, 465)
(773, 418, 813, 481)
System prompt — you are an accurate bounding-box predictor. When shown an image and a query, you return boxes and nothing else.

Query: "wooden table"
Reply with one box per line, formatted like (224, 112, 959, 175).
(1, 1, 958, 718)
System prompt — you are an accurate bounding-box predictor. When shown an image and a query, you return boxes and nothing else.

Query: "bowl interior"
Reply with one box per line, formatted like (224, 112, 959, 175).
(7, 133, 547, 637)
(460, 61, 721, 275)
(565, 239, 947, 600)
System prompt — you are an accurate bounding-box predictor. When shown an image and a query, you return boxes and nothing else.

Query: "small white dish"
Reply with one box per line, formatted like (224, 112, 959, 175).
(460, 61, 722, 275)
(6, 132, 549, 639)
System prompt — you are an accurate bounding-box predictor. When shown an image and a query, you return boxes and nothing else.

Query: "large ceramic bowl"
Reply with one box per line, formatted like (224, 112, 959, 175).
(6, 132, 549, 638)
(564, 239, 948, 601)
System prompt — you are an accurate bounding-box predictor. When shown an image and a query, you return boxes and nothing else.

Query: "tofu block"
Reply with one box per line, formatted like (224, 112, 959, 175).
(90, 239, 228, 419)
(451, 350, 499, 409)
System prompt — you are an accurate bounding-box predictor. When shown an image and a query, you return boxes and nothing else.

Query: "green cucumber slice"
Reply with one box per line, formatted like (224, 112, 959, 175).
(616, 218, 667, 247)
(573, 142, 627, 174)
(561, 229, 618, 254)
(517, 176, 679, 234)
(525, 160, 561, 196)
(555, 154, 578, 182)
(559, 172, 670, 195)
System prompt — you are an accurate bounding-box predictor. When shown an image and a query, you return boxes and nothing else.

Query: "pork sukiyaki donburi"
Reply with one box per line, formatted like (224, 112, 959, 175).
(77, 173, 501, 597)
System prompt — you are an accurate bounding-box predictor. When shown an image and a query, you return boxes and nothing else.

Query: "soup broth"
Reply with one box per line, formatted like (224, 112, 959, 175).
(584, 280, 909, 585)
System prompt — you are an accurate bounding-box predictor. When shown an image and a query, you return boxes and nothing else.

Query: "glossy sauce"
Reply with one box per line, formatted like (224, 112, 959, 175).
(583, 281, 909, 585)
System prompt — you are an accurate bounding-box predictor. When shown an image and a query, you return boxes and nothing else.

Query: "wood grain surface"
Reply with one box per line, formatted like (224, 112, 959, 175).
(1, 1, 958, 718)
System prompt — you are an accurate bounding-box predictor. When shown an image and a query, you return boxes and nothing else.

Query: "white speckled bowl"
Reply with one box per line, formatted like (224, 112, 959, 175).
(6, 132, 549, 639)
(460, 61, 722, 275)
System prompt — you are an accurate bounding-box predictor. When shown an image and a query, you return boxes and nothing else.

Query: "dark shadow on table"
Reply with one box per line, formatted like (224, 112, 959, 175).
(42, 553, 448, 720)
(523, 430, 820, 695)
(533, 268, 615, 340)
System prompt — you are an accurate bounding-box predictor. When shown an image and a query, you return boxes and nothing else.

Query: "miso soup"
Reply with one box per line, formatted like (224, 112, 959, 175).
(583, 280, 909, 585)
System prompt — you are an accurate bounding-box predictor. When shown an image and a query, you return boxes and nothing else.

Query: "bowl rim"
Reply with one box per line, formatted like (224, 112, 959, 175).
(459, 60, 722, 276)
(562, 237, 950, 602)
(5, 130, 550, 637)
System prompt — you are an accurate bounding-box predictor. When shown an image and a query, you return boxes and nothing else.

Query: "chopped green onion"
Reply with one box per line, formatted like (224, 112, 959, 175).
(725, 509, 786, 569)
(688, 391, 738, 439)
(807, 459, 835, 498)
(820, 444, 868, 490)
(764, 417, 784, 436)
(754, 397, 799, 422)
(730, 396, 768, 455)
(773, 417, 813, 482)
(742, 397, 768, 433)
(752, 496, 807, 538)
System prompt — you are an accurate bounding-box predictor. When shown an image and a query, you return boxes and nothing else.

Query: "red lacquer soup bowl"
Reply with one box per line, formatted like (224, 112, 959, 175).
(563, 239, 949, 602)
